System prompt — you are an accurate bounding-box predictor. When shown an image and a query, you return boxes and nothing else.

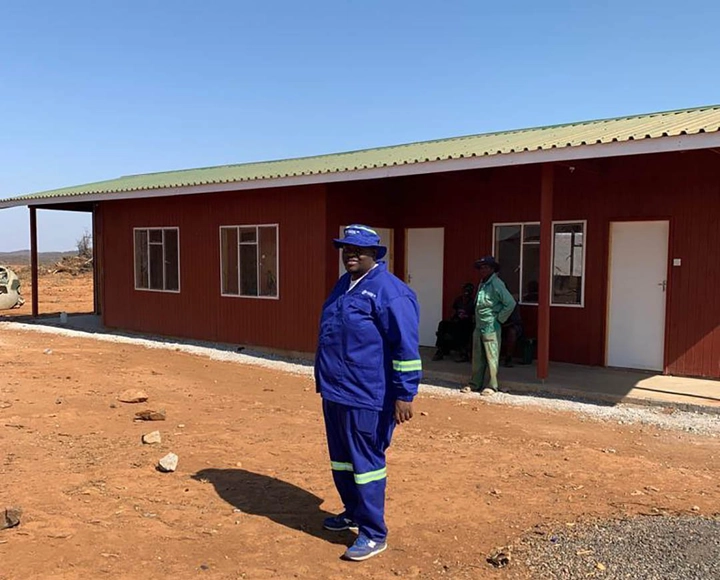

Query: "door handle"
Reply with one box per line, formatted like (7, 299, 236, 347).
(658, 280, 667, 292)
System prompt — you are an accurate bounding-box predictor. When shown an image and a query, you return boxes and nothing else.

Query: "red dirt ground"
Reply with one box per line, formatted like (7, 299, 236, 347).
(1, 266, 94, 318)
(1, 272, 719, 579)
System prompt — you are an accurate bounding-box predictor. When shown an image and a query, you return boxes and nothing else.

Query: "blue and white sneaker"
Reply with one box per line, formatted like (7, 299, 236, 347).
(323, 513, 358, 531)
(342, 534, 388, 561)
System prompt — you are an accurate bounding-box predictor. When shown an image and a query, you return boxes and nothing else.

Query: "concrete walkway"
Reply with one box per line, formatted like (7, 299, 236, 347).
(6, 313, 720, 412)
(422, 347, 720, 412)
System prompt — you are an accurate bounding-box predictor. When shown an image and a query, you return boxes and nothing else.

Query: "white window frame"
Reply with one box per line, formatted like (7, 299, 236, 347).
(493, 221, 539, 306)
(219, 224, 280, 300)
(133, 227, 181, 293)
(492, 220, 586, 308)
(551, 220, 587, 308)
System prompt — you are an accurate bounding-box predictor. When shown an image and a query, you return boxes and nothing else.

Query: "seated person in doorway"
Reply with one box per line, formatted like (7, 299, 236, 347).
(501, 305, 523, 367)
(432, 282, 475, 362)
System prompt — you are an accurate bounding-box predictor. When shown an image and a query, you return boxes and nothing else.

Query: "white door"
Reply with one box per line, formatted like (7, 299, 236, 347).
(607, 221, 669, 371)
(406, 228, 444, 347)
(338, 226, 394, 277)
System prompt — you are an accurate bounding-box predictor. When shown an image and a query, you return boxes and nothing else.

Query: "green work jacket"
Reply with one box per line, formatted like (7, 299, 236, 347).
(475, 274, 517, 334)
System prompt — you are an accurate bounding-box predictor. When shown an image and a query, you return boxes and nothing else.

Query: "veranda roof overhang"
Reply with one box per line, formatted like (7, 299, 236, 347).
(2, 104, 720, 210)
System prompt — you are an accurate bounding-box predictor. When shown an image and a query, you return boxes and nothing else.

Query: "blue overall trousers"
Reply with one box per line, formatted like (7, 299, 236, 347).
(322, 400, 396, 542)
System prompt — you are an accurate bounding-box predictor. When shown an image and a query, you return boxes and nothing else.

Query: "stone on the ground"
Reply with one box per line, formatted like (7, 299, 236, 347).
(487, 547, 511, 568)
(142, 431, 162, 445)
(1, 507, 22, 530)
(118, 389, 149, 404)
(158, 453, 178, 472)
(134, 409, 166, 421)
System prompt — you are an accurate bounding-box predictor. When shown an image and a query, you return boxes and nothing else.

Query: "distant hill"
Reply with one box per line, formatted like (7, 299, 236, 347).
(0, 250, 78, 266)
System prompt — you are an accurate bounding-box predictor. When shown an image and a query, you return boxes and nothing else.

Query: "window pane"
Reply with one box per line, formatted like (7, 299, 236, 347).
(258, 226, 278, 297)
(572, 232, 584, 277)
(523, 224, 540, 243)
(163, 229, 179, 291)
(522, 244, 540, 303)
(134, 230, 149, 288)
(239, 227, 257, 243)
(494, 225, 521, 299)
(149, 229, 163, 243)
(221, 227, 239, 295)
(149, 244, 164, 290)
(240, 244, 258, 296)
(552, 223, 584, 305)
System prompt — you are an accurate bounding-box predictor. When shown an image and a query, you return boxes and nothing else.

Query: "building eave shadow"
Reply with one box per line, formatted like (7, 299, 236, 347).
(193, 468, 351, 546)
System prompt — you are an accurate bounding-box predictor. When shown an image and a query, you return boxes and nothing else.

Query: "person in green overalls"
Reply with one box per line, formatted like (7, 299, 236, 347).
(462, 256, 517, 396)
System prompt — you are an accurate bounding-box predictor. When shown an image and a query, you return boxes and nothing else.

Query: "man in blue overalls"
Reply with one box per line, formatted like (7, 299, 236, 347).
(315, 225, 421, 561)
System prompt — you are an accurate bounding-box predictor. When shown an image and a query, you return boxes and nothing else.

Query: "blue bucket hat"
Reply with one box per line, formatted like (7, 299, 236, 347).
(333, 224, 387, 260)
(474, 255, 500, 272)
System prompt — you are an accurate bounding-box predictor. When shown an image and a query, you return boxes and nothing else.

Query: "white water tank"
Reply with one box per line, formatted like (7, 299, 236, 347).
(0, 266, 25, 310)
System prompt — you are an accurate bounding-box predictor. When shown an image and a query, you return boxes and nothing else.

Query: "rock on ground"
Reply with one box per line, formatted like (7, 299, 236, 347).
(118, 389, 148, 403)
(157, 453, 178, 472)
(1, 507, 22, 530)
(134, 409, 166, 421)
(142, 430, 162, 445)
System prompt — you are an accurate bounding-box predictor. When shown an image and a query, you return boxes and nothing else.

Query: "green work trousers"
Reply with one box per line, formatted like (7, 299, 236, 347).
(469, 321, 501, 391)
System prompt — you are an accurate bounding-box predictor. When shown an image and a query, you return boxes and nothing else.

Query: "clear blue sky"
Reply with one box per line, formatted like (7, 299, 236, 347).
(1, 0, 718, 252)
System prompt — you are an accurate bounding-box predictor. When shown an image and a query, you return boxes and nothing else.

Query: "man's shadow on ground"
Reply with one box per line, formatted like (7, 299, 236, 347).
(193, 468, 352, 546)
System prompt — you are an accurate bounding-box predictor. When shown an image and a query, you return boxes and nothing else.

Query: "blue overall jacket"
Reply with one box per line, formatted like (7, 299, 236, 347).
(315, 262, 422, 411)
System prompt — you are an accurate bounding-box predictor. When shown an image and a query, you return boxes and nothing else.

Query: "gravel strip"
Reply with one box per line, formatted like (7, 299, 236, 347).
(4, 321, 720, 436)
(424, 387, 720, 436)
(1, 320, 316, 376)
(517, 515, 720, 579)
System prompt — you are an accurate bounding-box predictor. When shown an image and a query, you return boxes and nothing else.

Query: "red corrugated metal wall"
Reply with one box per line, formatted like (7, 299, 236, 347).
(98, 150, 720, 378)
(323, 151, 720, 378)
(564, 151, 720, 379)
(99, 184, 327, 353)
(325, 180, 399, 292)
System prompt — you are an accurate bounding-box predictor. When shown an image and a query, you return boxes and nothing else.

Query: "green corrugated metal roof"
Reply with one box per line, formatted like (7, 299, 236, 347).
(5, 104, 720, 205)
